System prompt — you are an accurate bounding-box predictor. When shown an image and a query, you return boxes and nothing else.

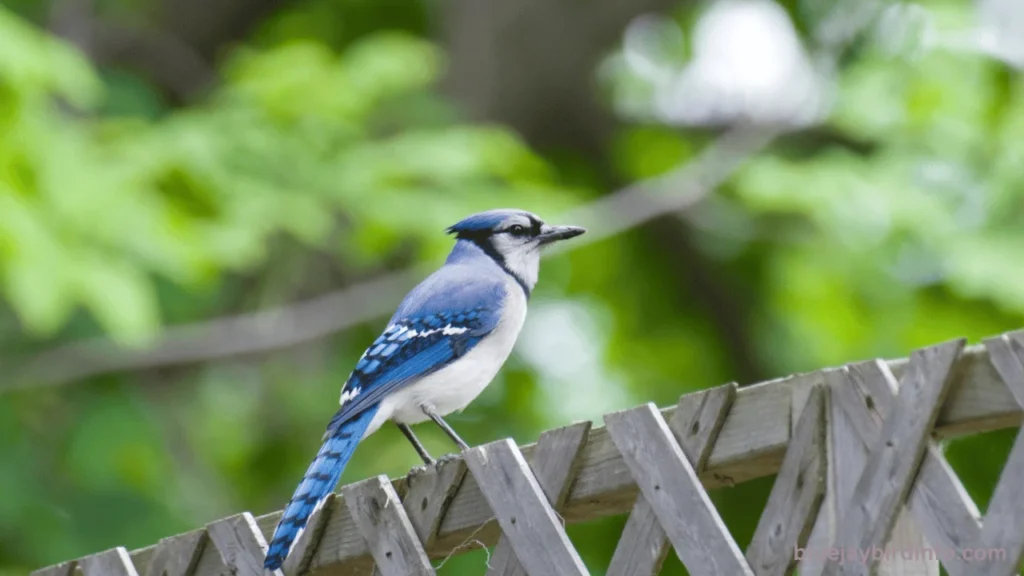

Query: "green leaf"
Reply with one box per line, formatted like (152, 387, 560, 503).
(73, 253, 160, 346)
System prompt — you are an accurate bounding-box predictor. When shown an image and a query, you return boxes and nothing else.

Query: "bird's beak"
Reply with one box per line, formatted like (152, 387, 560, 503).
(537, 224, 587, 245)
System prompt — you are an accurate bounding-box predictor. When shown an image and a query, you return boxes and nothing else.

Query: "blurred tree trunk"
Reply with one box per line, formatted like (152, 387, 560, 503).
(438, 0, 680, 160)
(438, 0, 769, 384)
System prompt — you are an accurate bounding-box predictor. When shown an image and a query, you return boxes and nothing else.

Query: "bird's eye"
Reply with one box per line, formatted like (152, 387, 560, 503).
(508, 224, 526, 235)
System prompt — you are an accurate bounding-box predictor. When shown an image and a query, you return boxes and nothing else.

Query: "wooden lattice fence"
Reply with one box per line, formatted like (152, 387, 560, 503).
(31, 329, 1024, 576)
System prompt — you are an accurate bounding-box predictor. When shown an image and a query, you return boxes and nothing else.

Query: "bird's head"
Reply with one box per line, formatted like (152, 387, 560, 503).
(446, 209, 586, 293)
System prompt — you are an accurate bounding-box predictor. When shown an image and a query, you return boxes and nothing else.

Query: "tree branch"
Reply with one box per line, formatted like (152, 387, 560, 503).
(5, 126, 777, 391)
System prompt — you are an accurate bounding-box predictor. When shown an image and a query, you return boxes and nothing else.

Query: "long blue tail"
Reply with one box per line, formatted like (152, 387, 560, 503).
(264, 405, 380, 570)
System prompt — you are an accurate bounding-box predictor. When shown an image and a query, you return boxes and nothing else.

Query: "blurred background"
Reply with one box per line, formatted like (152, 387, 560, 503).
(2, 0, 1024, 573)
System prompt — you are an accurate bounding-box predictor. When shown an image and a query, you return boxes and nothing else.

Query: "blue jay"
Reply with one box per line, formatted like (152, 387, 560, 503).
(264, 209, 585, 570)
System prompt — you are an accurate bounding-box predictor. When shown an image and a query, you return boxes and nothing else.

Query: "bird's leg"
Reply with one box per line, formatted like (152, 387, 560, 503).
(396, 423, 435, 465)
(421, 404, 471, 451)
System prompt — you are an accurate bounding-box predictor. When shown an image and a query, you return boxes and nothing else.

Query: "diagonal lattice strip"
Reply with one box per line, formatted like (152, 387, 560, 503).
(607, 382, 737, 576)
(969, 332, 1024, 576)
(745, 385, 827, 576)
(464, 439, 589, 576)
(79, 548, 140, 576)
(837, 360, 981, 576)
(145, 531, 206, 576)
(207, 512, 282, 576)
(821, 338, 966, 576)
(606, 402, 754, 576)
(402, 456, 468, 550)
(342, 475, 435, 576)
(487, 421, 592, 576)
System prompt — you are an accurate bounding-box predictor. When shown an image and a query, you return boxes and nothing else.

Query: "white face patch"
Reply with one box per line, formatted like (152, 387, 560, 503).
(488, 215, 542, 292)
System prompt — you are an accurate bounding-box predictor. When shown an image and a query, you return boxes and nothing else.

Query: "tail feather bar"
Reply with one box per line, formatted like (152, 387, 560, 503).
(263, 405, 380, 571)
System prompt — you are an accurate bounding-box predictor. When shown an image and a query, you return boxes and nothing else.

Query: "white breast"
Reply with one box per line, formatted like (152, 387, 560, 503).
(363, 281, 528, 438)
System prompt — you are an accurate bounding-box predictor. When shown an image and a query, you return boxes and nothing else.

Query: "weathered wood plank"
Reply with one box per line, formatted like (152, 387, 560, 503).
(282, 494, 335, 576)
(79, 547, 140, 576)
(969, 427, 1024, 576)
(969, 333, 1024, 576)
(829, 364, 941, 576)
(607, 383, 736, 576)
(487, 422, 591, 576)
(605, 403, 753, 576)
(746, 385, 827, 576)
(145, 531, 206, 576)
(206, 512, 281, 576)
(845, 360, 980, 576)
(402, 457, 467, 548)
(36, 337, 1023, 576)
(342, 475, 434, 576)
(30, 561, 76, 576)
(669, 382, 739, 468)
(985, 332, 1024, 408)
(464, 439, 588, 576)
(822, 339, 966, 576)
(793, 369, 841, 576)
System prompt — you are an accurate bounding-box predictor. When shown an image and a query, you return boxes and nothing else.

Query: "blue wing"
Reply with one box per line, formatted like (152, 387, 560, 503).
(324, 267, 506, 435)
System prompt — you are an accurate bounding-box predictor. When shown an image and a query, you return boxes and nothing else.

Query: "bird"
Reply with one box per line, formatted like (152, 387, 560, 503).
(263, 208, 586, 570)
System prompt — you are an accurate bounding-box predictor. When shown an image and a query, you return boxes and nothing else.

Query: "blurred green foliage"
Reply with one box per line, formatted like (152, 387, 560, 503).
(2, 1, 1024, 575)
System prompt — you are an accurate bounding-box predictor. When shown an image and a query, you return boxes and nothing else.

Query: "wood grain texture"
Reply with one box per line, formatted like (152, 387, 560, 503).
(984, 333, 1024, 408)
(487, 422, 591, 576)
(607, 383, 736, 576)
(79, 547, 140, 576)
(822, 338, 966, 576)
(206, 512, 280, 576)
(342, 475, 435, 576)
(605, 403, 753, 576)
(30, 561, 76, 576)
(828, 364, 942, 576)
(282, 494, 335, 576)
(746, 385, 827, 576)
(35, 335, 1024, 576)
(464, 439, 588, 576)
(844, 360, 980, 576)
(969, 334, 1024, 576)
(402, 457, 467, 548)
(145, 531, 206, 576)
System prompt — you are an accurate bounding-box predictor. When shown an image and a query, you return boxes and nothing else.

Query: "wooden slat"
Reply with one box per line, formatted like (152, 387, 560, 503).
(791, 369, 840, 576)
(79, 547, 140, 576)
(970, 334, 1024, 576)
(342, 475, 435, 576)
(403, 457, 467, 548)
(145, 531, 206, 576)
(746, 385, 827, 576)
(607, 383, 736, 576)
(845, 360, 980, 576)
(487, 421, 591, 576)
(605, 403, 753, 576)
(970, 427, 1024, 576)
(464, 439, 588, 576)
(822, 338, 966, 576)
(35, 334, 1024, 576)
(828, 364, 940, 576)
(206, 512, 281, 576)
(30, 561, 76, 576)
(985, 332, 1024, 407)
(281, 494, 335, 576)
(670, 382, 739, 468)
